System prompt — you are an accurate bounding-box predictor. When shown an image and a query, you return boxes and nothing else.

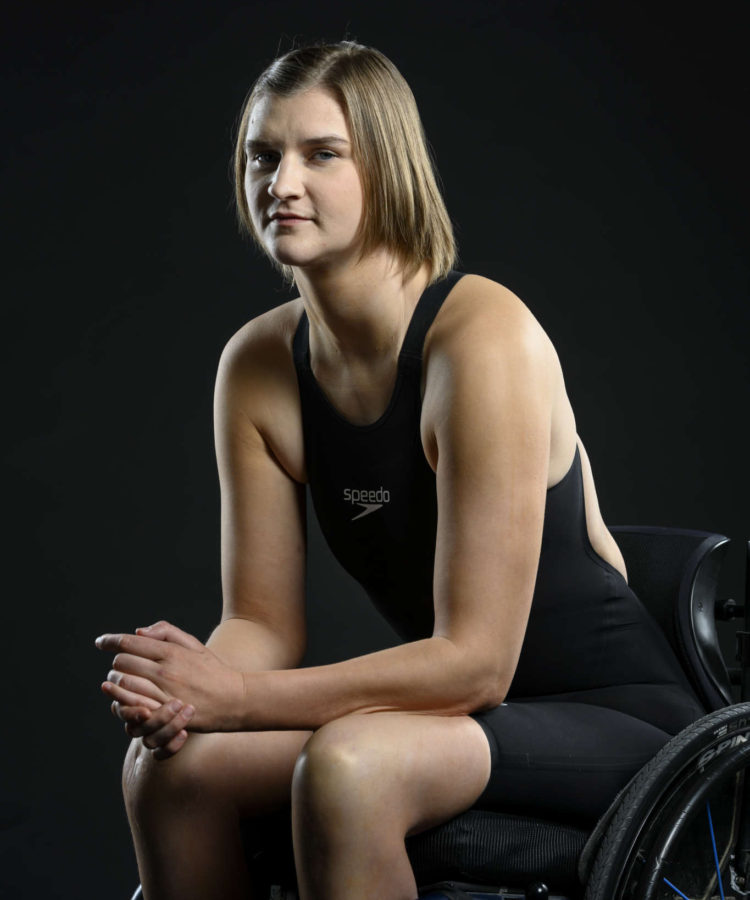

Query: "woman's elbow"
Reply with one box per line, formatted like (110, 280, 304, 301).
(457, 661, 510, 714)
(438, 638, 512, 714)
(473, 675, 509, 712)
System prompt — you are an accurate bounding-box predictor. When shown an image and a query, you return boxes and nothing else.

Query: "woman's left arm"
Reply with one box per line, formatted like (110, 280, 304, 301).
(98, 284, 557, 731)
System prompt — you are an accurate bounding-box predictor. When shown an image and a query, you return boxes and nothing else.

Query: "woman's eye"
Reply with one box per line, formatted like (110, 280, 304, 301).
(312, 150, 336, 161)
(250, 152, 277, 166)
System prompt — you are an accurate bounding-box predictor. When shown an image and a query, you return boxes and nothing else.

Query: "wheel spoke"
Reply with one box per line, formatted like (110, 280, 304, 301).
(662, 876, 692, 899)
(706, 800, 726, 900)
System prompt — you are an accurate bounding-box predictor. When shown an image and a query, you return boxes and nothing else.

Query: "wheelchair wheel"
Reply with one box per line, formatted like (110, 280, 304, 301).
(585, 702, 750, 900)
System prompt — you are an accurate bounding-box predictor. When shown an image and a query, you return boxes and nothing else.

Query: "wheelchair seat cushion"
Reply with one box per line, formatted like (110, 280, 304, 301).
(406, 809, 588, 891)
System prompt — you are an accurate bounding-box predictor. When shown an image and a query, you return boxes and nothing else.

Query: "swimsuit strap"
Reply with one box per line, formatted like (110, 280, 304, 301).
(399, 270, 466, 366)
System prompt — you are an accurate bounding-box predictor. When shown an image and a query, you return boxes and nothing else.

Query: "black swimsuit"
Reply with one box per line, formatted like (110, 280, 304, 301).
(292, 271, 704, 825)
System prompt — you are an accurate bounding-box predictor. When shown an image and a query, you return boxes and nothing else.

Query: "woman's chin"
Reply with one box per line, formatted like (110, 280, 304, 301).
(267, 247, 338, 271)
(271, 251, 310, 267)
(263, 237, 359, 272)
(264, 241, 318, 268)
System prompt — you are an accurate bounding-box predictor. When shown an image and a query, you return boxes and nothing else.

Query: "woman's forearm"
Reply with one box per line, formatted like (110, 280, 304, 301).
(237, 636, 504, 732)
(207, 616, 304, 672)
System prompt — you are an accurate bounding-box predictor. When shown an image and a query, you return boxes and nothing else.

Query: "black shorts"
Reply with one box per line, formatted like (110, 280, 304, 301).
(470, 683, 706, 826)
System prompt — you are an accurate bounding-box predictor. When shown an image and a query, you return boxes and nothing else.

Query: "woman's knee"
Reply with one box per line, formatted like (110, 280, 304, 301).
(123, 730, 312, 822)
(292, 716, 394, 819)
(292, 713, 493, 834)
(122, 734, 216, 816)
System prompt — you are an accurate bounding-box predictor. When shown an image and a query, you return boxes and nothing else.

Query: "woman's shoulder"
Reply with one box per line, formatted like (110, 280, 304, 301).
(215, 298, 304, 433)
(421, 274, 574, 485)
(427, 273, 558, 371)
(214, 299, 308, 481)
(219, 298, 304, 372)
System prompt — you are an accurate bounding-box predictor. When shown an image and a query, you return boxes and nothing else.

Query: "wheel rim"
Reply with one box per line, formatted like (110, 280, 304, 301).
(618, 742, 750, 899)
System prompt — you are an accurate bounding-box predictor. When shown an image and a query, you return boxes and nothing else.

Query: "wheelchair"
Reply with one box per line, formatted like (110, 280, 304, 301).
(131, 526, 750, 900)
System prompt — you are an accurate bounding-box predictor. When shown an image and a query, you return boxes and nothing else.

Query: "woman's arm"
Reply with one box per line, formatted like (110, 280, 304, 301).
(211, 314, 308, 669)
(205, 616, 302, 673)
(99, 283, 558, 732)
(97, 312, 309, 747)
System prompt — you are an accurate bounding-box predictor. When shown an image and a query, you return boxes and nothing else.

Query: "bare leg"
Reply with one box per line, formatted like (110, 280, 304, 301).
(291, 712, 491, 900)
(123, 729, 311, 900)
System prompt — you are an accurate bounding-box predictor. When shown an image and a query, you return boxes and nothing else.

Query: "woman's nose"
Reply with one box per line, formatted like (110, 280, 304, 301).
(269, 156, 303, 200)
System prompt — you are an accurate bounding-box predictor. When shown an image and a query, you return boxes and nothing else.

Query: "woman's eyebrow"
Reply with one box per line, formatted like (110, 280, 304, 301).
(244, 134, 350, 152)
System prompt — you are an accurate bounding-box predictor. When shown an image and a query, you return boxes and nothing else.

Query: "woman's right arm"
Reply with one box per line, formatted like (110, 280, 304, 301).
(103, 313, 308, 751)
(207, 315, 308, 672)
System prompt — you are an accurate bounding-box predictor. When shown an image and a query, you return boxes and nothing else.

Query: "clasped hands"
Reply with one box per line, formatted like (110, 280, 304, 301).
(95, 621, 244, 759)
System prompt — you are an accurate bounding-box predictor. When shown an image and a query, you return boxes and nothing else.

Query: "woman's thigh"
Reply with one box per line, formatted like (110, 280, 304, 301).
(471, 701, 674, 825)
(293, 711, 492, 836)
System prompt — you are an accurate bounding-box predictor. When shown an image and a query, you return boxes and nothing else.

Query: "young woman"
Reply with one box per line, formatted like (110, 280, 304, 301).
(96, 41, 705, 900)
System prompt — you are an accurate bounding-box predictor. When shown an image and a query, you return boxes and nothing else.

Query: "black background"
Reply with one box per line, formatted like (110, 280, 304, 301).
(2, 1, 748, 897)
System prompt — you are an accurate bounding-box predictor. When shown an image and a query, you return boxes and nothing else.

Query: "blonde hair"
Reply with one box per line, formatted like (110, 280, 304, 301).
(233, 41, 457, 283)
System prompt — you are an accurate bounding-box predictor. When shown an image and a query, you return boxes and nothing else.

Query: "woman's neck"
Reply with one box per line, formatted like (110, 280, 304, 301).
(293, 253, 431, 366)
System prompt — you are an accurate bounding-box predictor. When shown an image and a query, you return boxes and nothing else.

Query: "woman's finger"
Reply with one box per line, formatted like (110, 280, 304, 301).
(103, 680, 162, 712)
(95, 632, 172, 660)
(112, 701, 152, 723)
(109, 652, 160, 680)
(151, 729, 190, 761)
(128, 699, 187, 738)
(106, 669, 169, 704)
(102, 679, 163, 710)
(138, 702, 195, 749)
(135, 620, 205, 652)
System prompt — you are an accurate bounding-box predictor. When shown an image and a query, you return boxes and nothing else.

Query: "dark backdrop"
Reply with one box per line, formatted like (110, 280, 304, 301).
(2, 1, 747, 897)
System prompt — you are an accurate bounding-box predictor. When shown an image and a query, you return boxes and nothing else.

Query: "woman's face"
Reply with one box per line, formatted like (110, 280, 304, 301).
(244, 87, 364, 271)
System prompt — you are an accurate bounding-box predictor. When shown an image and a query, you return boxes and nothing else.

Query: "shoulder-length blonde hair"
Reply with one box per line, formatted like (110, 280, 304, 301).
(233, 41, 457, 283)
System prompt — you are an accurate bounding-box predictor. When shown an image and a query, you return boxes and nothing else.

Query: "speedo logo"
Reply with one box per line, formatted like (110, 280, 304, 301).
(343, 487, 391, 521)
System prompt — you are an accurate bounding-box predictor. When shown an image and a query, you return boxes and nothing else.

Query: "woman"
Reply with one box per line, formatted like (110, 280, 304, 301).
(96, 41, 705, 900)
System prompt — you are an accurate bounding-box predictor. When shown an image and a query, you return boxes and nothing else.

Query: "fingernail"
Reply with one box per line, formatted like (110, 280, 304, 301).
(183, 705, 195, 719)
(95, 636, 104, 647)
(169, 700, 183, 713)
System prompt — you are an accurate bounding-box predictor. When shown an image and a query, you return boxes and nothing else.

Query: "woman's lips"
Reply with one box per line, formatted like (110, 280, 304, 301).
(271, 215, 310, 225)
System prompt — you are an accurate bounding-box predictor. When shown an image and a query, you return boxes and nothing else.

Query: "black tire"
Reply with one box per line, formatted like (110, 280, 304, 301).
(585, 702, 750, 900)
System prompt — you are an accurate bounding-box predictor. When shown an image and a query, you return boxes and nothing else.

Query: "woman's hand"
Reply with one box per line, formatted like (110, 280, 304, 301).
(94, 625, 193, 758)
(119, 698, 196, 760)
(95, 620, 246, 735)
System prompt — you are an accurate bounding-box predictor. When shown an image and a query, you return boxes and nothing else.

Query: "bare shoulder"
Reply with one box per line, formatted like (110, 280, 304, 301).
(218, 299, 303, 385)
(424, 273, 560, 384)
(421, 274, 574, 482)
(215, 298, 305, 481)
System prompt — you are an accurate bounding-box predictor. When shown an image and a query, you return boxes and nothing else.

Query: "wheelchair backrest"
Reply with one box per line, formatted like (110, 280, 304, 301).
(609, 526, 732, 711)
